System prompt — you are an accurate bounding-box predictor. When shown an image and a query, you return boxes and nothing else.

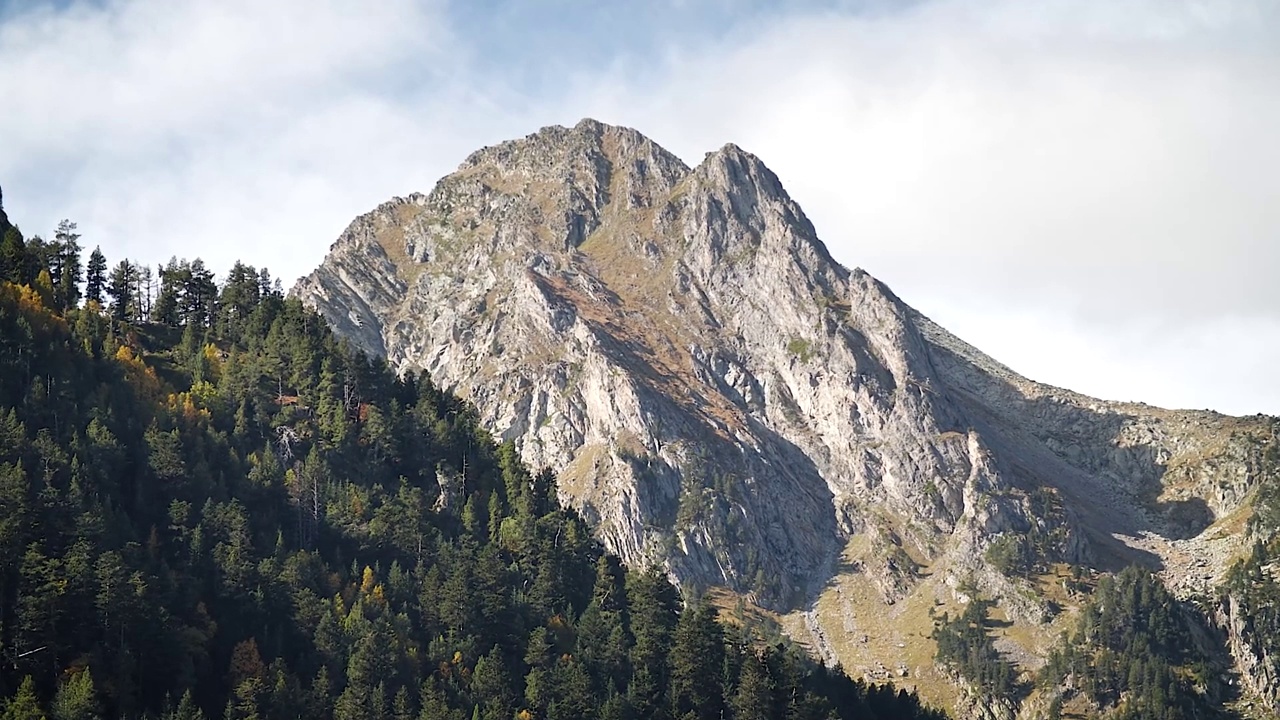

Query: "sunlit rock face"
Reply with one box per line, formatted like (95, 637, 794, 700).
(295, 119, 1268, 626)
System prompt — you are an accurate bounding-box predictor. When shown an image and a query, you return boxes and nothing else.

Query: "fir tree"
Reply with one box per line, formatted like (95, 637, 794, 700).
(52, 220, 81, 310)
(51, 669, 99, 720)
(105, 260, 137, 322)
(2, 676, 44, 720)
(84, 247, 107, 306)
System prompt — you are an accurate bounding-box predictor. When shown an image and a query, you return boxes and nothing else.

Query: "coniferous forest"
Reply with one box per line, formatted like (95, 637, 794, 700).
(1040, 567, 1224, 720)
(0, 197, 945, 719)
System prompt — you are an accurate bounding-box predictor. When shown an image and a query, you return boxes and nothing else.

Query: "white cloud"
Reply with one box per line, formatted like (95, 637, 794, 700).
(1, 0, 1277, 414)
(569, 0, 1280, 413)
(0, 0, 499, 282)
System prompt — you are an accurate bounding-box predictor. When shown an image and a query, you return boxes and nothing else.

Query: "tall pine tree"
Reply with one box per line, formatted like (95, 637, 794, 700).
(53, 220, 82, 311)
(106, 260, 138, 322)
(85, 247, 107, 306)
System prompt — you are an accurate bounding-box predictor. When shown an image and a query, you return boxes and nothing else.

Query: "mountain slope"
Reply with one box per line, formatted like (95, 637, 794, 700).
(294, 119, 1277, 709)
(0, 185, 947, 720)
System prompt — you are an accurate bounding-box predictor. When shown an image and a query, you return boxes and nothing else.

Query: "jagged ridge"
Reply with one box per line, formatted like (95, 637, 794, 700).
(294, 118, 1276, 708)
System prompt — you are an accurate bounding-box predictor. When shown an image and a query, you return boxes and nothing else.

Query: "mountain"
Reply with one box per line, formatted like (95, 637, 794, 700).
(295, 120, 1279, 715)
(0, 210, 944, 719)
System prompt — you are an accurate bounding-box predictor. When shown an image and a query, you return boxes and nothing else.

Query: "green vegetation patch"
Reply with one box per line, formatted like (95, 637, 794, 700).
(787, 336, 816, 363)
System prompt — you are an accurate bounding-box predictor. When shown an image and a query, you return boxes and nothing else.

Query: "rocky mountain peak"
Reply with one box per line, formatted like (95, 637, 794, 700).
(461, 118, 685, 176)
(294, 122, 1275, 705)
(450, 119, 689, 240)
(680, 140, 843, 293)
(694, 141, 785, 202)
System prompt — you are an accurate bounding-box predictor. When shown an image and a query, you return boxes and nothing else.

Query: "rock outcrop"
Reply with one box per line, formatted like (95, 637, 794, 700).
(294, 119, 1275, 704)
(1218, 594, 1280, 706)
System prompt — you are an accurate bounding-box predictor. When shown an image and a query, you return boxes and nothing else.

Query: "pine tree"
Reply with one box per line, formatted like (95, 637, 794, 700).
(669, 600, 725, 720)
(84, 248, 107, 306)
(0, 226, 29, 285)
(579, 556, 631, 691)
(53, 220, 81, 310)
(3, 676, 45, 720)
(471, 651, 516, 720)
(51, 668, 99, 720)
(548, 659, 594, 720)
(105, 260, 137, 322)
(217, 262, 260, 340)
(136, 264, 155, 321)
(392, 687, 412, 720)
(185, 259, 217, 328)
(0, 461, 30, 609)
(418, 679, 461, 720)
(154, 259, 182, 326)
(167, 691, 205, 720)
(308, 668, 332, 720)
(731, 653, 773, 720)
(16, 543, 61, 672)
(626, 567, 679, 718)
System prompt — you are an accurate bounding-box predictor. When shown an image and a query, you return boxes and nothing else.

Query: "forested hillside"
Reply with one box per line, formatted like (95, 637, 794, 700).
(1040, 567, 1227, 719)
(0, 200, 943, 719)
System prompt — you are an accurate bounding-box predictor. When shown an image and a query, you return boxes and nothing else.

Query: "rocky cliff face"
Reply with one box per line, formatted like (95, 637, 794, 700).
(1218, 594, 1280, 705)
(294, 119, 1275, 704)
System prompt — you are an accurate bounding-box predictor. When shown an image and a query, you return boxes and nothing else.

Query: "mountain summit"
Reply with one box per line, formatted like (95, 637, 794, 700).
(294, 120, 1276, 708)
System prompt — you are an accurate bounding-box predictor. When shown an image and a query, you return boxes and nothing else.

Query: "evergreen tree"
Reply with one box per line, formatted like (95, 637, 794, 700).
(217, 262, 260, 340)
(627, 567, 680, 719)
(52, 220, 81, 310)
(105, 260, 138, 322)
(153, 259, 182, 326)
(2, 676, 44, 720)
(51, 669, 98, 720)
(730, 653, 773, 720)
(185, 259, 217, 328)
(167, 691, 206, 720)
(0, 225, 29, 285)
(932, 595, 1014, 698)
(84, 247, 107, 306)
(471, 651, 516, 720)
(136, 263, 155, 321)
(669, 600, 725, 720)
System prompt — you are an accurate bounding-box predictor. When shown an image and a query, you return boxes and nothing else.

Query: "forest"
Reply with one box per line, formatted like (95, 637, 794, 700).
(930, 595, 1014, 700)
(1040, 566, 1224, 720)
(0, 198, 945, 720)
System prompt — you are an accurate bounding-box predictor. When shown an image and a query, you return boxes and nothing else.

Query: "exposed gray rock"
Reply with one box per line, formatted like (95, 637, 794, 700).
(293, 118, 1275, 700)
(1218, 593, 1280, 710)
(953, 681, 1017, 720)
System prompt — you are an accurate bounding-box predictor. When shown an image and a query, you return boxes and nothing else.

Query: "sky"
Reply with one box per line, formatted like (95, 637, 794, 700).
(0, 0, 1277, 415)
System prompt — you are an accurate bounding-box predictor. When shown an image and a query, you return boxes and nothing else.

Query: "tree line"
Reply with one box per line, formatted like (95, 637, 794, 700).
(0, 190, 944, 720)
(0, 198, 278, 327)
